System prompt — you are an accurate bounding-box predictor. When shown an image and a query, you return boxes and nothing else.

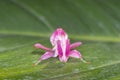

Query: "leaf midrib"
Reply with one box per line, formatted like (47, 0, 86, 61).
(0, 32, 120, 43)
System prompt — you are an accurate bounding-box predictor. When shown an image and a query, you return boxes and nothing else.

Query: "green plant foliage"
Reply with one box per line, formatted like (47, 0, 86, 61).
(0, 0, 120, 80)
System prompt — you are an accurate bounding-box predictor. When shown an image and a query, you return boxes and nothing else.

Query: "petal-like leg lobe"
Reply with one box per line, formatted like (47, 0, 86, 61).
(34, 52, 54, 66)
(70, 42, 82, 49)
(34, 43, 52, 51)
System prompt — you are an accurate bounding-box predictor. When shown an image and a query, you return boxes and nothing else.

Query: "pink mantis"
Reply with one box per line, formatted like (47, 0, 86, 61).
(33, 28, 88, 65)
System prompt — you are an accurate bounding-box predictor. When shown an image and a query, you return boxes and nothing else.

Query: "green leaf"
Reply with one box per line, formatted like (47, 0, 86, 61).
(0, 0, 120, 80)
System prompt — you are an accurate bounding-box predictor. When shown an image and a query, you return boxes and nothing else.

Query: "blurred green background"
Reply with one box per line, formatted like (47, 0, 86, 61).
(0, 0, 120, 80)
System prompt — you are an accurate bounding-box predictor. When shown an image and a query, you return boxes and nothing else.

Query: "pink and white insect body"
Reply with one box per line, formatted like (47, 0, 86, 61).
(34, 28, 87, 65)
